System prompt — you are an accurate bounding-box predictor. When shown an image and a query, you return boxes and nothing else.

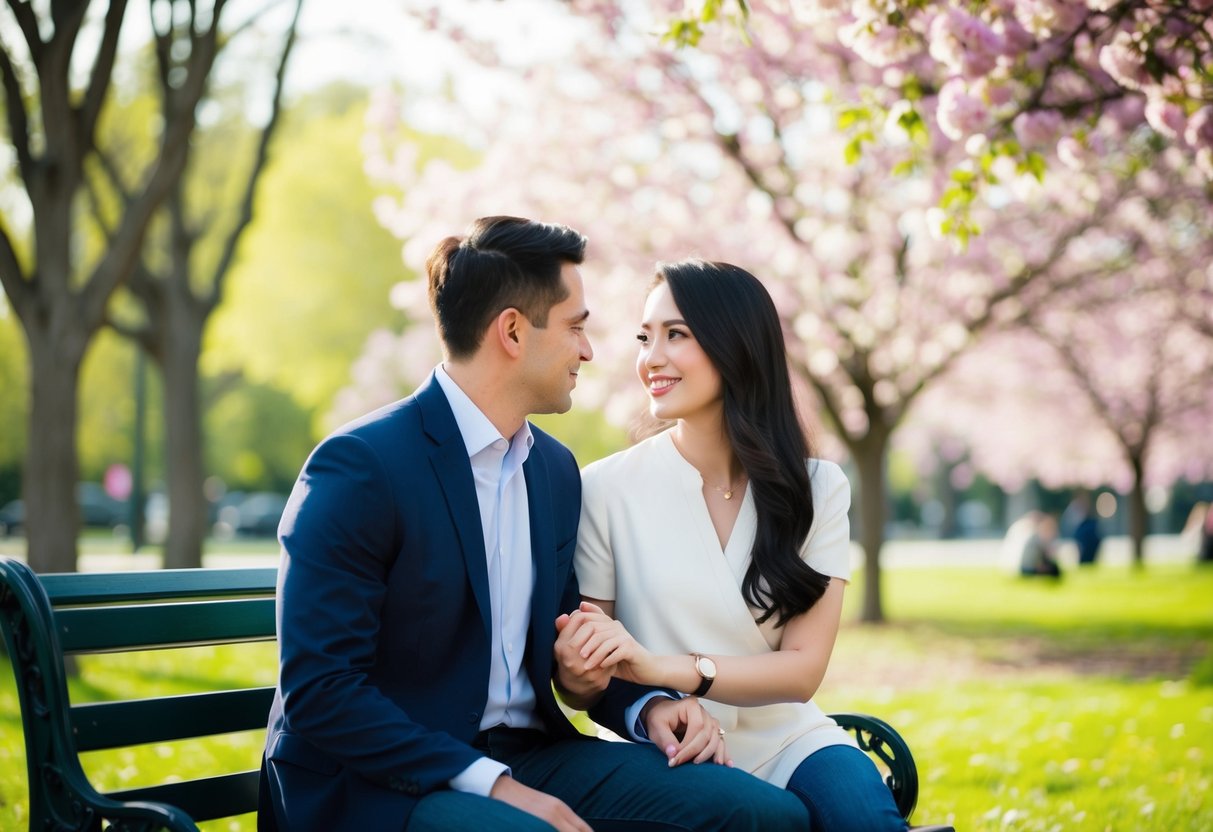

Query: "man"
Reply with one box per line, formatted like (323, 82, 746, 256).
(260, 217, 808, 831)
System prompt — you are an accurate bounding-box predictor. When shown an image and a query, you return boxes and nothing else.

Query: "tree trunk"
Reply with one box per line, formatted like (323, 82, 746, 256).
(1127, 453, 1147, 569)
(853, 431, 890, 623)
(23, 331, 86, 574)
(157, 288, 208, 570)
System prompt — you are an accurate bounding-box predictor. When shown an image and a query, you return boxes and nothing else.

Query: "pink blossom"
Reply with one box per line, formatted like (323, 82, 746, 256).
(838, 18, 921, 67)
(1144, 95, 1187, 140)
(994, 13, 1036, 57)
(1098, 31, 1151, 91)
(1014, 0, 1087, 39)
(985, 80, 1015, 107)
(936, 78, 991, 140)
(1101, 97, 1146, 134)
(1184, 107, 1213, 150)
(928, 9, 1005, 78)
(1057, 135, 1088, 169)
(1013, 110, 1063, 146)
(1197, 148, 1213, 179)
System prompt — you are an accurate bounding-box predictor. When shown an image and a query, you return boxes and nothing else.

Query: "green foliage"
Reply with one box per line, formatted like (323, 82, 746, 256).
(205, 380, 314, 493)
(662, 0, 751, 48)
(0, 310, 27, 474)
(531, 406, 628, 467)
(78, 332, 164, 483)
(204, 84, 416, 435)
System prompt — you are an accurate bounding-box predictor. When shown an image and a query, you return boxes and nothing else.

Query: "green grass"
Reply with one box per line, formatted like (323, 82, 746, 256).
(2, 564, 1210, 830)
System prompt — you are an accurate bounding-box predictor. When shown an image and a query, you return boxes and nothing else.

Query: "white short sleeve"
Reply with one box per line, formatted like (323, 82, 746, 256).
(574, 462, 616, 600)
(799, 460, 852, 581)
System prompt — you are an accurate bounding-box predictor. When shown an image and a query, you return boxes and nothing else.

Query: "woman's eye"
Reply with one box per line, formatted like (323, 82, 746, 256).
(636, 333, 649, 344)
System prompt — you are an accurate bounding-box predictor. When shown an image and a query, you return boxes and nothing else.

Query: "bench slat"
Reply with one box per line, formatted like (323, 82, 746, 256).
(105, 770, 261, 823)
(56, 598, 276, 653)
(71, 687, 276, 751)
(40, 567, 277, 605)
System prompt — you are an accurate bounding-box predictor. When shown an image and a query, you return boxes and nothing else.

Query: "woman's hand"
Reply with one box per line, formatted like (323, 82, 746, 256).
(563, 601, 662, 687)
(642, 697, 731, 767)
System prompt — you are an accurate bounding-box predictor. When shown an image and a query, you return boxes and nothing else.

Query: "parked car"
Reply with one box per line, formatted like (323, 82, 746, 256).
(0, 500, 23, 536)
(0, 485, 126, 537)
(231, 492, 289, 538)
(77, 483, 127, 529)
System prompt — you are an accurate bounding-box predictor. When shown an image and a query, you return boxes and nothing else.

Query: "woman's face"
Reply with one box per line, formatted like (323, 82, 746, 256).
(635, 282, 724, 423)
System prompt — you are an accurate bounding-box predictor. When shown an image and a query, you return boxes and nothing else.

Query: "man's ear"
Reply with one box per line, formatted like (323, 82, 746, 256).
(494, 308, 525, 358)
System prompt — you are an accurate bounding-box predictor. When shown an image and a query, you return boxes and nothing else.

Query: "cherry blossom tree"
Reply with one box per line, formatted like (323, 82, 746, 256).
(347, 1, 1190, 621)
(669, 1, 1213, 204)
(903, 152, 1213, 566)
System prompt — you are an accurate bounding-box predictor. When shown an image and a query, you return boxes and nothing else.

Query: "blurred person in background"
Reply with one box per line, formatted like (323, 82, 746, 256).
(1062, 492, 1102, 566)
(1019, 513, 1063, 579)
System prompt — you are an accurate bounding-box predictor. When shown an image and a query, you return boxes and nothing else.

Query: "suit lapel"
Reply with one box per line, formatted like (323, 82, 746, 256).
(523, 443, 556, 682)
(417, 374, 492, 640)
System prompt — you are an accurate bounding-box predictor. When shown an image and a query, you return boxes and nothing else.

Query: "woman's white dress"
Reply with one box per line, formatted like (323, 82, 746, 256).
(575, 430, 857, 788)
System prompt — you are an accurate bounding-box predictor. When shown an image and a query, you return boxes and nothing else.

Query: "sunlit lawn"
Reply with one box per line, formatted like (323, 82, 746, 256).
(1, 562, 1209, 831)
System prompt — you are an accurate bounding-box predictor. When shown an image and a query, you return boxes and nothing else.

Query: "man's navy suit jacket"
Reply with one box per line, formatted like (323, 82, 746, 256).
(260, 373, 649, 830)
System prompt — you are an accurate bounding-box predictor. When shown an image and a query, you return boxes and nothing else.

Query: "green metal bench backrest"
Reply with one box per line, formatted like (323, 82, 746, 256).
(0, 558, 280, 830)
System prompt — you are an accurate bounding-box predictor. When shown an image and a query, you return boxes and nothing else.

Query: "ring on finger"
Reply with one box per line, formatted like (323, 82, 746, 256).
(717, 729, 726, 739)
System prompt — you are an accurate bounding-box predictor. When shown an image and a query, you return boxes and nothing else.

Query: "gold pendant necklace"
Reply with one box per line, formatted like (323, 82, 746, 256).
(712, 482, 738, 500)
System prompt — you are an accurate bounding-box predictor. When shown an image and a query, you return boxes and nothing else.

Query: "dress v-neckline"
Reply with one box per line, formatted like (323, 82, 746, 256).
(658, 431, 753, 573)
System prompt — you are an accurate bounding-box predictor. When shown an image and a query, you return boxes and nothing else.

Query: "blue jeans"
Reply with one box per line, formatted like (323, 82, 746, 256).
(406, 728, 809, 831)
(786, 744, 909, 831)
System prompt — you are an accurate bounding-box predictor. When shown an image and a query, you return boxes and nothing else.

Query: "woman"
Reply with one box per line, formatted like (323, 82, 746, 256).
(564, 260, 907, 830)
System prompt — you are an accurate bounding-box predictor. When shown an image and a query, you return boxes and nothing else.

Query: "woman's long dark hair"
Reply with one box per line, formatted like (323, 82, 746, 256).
(657, 260, 829, 626)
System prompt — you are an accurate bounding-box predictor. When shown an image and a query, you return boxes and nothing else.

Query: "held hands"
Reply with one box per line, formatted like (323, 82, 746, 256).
(554, 602, 730, 767)
(554, 605, 612, 705)
(554, 601, 661, 687)
(643, 696, 732, 768)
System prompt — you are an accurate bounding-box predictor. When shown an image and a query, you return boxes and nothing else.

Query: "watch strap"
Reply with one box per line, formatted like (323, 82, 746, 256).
(690, 653, 715, 697)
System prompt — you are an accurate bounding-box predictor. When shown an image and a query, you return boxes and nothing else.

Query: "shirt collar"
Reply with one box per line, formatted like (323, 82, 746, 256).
(434, 364, 534, 459)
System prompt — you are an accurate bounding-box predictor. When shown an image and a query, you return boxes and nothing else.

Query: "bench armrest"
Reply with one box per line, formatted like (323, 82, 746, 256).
(829, 711, 919, 821)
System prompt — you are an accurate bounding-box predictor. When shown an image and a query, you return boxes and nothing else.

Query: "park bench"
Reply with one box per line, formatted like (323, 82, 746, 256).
(0, 556, 953, 831)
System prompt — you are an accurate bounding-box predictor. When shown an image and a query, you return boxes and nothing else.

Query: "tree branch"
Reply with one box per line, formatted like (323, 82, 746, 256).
(79, 0, 228, 332)
(91, 142, 134, 205)
(79, 0, 130, 149)
(204, 0, 302, 311)
(0, 37, 34, 182)
(83, 165, 117, 242)
(6, 0, 43, 57)
(0, 220, 30, 316)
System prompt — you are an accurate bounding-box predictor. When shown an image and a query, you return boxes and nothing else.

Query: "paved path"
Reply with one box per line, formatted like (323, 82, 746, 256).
(2, 534, 1197, 572)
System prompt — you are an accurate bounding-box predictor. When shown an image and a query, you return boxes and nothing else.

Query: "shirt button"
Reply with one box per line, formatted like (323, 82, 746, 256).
(468, 711, 480, 723)
(507, 643, 514, 653)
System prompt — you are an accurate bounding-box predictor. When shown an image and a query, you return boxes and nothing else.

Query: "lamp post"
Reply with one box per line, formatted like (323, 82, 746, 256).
(130, 345, 147, 552)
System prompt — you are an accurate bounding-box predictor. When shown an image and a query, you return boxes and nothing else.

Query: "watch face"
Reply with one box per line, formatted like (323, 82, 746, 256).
(698, 655, 717, 679)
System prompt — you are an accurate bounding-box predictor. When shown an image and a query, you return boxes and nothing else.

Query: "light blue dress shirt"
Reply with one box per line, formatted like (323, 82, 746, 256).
(436, 367, 539, 796)
(435, 366, 669, 797)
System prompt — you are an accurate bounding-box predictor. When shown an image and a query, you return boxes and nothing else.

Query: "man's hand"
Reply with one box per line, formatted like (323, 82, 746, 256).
(554, 608, 611, 709)
(643, 696, 730, 767)
(566, 602, 661, 686)
(490, 774, 593, 832)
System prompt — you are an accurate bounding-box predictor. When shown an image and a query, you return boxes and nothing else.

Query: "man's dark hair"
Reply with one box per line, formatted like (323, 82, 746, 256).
(425, 216, 588, 359)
